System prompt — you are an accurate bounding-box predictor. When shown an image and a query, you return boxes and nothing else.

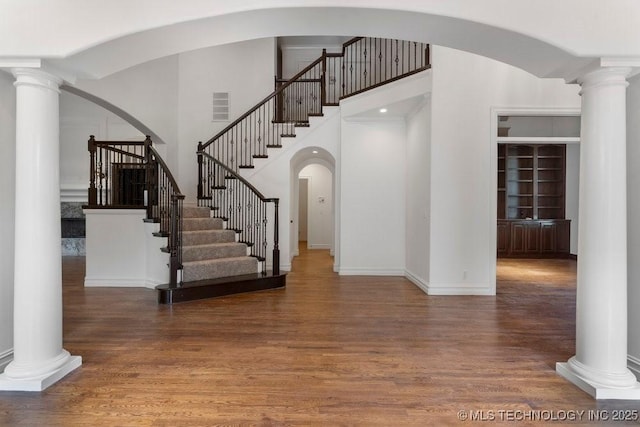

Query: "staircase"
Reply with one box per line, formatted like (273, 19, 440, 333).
(188, 37, 429, 301)
(181, 206, 257, 282)
(197, 36, 430, 184)
(85, 36, 429, 304)
(156, 202, 285, 304)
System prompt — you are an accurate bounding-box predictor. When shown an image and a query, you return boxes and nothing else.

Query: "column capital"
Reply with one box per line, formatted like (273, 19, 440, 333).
(11, 67, 63, 93)
(578, 67, 632, 94)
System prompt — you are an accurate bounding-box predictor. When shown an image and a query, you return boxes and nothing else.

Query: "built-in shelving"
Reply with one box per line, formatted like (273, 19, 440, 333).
(497, 143, 570, 258)
(498, 144, 565, 220)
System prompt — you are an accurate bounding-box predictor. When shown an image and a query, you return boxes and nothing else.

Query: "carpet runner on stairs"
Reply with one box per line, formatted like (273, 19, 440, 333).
(181, 206, 258, 282)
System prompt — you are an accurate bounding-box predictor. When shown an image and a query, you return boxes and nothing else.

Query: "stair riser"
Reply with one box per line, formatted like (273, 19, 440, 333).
(183, 207, 211, 218)
(182, 244, 248, 262)
(183, 218, 224, 231)
(183, 258, 258, 282)
(182, 230, 236, 246)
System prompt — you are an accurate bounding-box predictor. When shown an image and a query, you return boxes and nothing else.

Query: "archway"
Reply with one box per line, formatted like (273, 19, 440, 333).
(28, 3, 611, 80)
(290, 147, 337, 271)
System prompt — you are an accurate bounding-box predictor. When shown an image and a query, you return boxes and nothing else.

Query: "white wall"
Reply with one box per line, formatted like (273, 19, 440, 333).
(339, 119, 407, 275)
(0, 71, 16, 368)
(281, 46, 324, 79)
(75, 55, 179, 167)
(84, 209, 169, 288)
(177, 38, 276, 202)
(299, 164, 333, 250)
(73, 39, 277, 203)
(502, 116, 580, 138)
(405, 96, 432, 290)
(627, 73, 640, 378)
(428, 45, 580, 295)
(60, 91, 144, 202)
(242, 106, 342, 271)
(280, 43, 343, 78)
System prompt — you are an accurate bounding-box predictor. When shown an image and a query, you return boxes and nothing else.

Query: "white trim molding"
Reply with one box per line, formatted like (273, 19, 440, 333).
(84, 277, 161, 290)
(629, 356, 640, 380)
(405, 270, 429, 294)
(339, 268, 404, 276)
(307, 243, 331, 250)
(280, 262, 292, 272)
(60, 184, 88, 203)
(0, 349, 14, 371)
(425, 283, 494, 296)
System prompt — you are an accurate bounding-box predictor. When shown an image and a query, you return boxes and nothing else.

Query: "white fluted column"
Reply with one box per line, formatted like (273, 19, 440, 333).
(556, 67, 640, 399)
(0, 68, 81, 391)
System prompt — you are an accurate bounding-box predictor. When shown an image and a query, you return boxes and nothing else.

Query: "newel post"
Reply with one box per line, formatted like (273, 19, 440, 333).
(425, 45, 431, 68)
(87, 135, 97, 205)
(197, 141, 204, 199)
(168, 194, 183, 288)
(321, 49, 327, 107)
(143, 135, 153, 219)
(272, 198, 280, 275)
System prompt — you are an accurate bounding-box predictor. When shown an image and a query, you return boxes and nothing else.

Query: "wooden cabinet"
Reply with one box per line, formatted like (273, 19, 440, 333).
(497, 143, 570, 258)
(497, 219, 570, 258)
(496, 220, 511, 254)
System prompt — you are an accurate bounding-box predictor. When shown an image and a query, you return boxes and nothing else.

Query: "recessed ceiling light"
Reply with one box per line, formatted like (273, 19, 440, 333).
(379, 108, 388, 113)
(312, 150, 318, 154)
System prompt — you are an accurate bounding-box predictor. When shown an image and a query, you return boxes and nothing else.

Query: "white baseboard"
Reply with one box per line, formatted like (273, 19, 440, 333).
(404, 270, 495, 295)
(0, 348, 13, 371)
(84, 277, 160, 289)
(629, 355, 640, 380)
(307, 244, 330, 250)
(404, 270, 429, 294)
(425, 282, 495, 295)
(279, 263, 292, 272)
(338, 267, 404, 276)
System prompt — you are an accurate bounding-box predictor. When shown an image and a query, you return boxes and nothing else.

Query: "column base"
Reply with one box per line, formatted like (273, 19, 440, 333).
(0, 356, 82, 391)
(557, 362, 640, 400)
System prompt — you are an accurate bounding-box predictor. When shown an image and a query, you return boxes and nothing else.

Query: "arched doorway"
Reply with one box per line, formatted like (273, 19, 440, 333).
(290, 147, 336, 271)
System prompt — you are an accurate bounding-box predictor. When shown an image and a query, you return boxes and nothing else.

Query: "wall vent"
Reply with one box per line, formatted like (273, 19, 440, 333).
(212, 92, 229, 121)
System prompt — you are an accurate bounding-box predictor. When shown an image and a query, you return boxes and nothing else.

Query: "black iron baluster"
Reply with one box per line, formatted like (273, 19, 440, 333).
(88, 136, 97, 205)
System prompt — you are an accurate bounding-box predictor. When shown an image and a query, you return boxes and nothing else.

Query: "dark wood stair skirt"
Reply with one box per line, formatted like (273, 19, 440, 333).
(156, 272, 286, 304)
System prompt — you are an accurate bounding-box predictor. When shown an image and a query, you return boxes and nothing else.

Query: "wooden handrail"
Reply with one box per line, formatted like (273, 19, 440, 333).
(341, 36, 364, 50)
(98, 145, 145, 160)
(198, 150, 279, 274)
(275, 78, 323, 84)
(201, 56, 324, 150)
(148, 145, 184, 199)
(198, 151, 274, 202)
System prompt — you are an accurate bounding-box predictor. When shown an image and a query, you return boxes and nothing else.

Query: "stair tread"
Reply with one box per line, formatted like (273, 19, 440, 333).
(182, 229, 232, 234)
(183, 206, 212, 218)
(182, 242, 245, 249)
(183, 256, 255, 266)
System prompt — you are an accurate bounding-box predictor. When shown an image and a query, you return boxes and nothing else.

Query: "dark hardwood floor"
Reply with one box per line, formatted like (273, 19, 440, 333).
(1, 249, 639, 426)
